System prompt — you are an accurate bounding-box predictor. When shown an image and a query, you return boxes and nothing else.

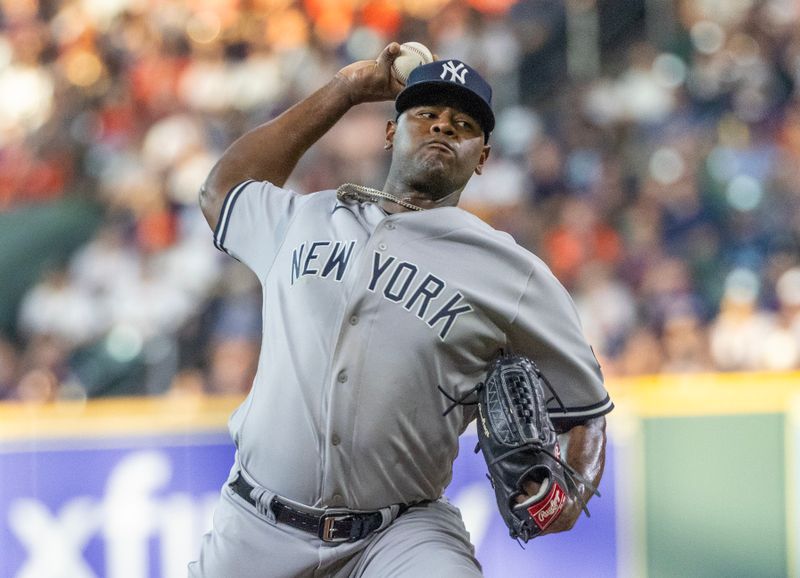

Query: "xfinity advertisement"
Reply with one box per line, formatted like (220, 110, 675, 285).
(0, 431, 618, 577)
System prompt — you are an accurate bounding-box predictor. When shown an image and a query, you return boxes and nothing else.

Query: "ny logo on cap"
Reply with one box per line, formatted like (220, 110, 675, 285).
(440, 61, 468, 84)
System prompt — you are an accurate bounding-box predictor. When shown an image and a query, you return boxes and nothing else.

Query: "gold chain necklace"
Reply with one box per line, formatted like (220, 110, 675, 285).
(336, 183, 424, 212)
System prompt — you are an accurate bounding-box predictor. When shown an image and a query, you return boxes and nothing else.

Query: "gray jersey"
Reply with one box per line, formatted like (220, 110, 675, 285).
(213, 179, 612, 511)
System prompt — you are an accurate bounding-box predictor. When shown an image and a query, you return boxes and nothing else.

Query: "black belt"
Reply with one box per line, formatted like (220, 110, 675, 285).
(230, 474, 414, 543)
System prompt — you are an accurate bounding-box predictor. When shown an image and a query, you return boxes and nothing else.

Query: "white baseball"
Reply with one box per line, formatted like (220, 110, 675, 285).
(391, 42, 434, 84)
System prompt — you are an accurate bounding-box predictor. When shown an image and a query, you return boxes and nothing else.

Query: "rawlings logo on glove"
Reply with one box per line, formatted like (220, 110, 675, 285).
(527, 481, 566, 530)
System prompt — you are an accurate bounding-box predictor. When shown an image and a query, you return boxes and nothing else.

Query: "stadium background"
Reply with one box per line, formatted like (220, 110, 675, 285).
(1, 0, 800, 576)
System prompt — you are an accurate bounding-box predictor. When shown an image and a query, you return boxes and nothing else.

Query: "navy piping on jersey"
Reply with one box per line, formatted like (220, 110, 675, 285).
(548, 396, 613, 431)
(549, 394, 613, 419)
(332, 201, 353, 215)
(214, 179, 255, 253)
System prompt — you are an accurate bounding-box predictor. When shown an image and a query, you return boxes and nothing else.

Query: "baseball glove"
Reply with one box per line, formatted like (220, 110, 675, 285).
(440, 354, 599, 542)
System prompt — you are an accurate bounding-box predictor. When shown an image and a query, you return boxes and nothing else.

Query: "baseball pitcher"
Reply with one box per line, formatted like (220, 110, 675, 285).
(190, 42, 613, 577)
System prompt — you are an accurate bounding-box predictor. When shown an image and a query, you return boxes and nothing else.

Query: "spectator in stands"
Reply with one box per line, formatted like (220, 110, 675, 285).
(4, 0, 800, 398)
(709, 269, 779, 371)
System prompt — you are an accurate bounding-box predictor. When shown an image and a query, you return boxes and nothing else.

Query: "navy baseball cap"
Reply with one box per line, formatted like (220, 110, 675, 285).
(395, 59, 495, 141)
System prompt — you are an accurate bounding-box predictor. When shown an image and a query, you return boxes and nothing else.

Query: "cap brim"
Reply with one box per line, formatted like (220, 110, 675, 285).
(395, 81, 495, 135)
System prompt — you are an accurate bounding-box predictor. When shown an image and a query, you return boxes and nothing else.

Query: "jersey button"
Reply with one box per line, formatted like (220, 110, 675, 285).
(331, 434, 341, 446)
(378, 242, 387, 251)
(386, 222, 396, 230)
(349, 315, 359, 326)
(337, 370, 348, 383)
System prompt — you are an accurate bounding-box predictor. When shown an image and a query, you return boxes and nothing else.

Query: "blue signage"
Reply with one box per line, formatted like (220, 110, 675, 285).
(0, 430, 617, 577)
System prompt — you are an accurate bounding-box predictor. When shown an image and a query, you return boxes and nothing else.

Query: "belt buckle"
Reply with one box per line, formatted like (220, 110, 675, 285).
(318, 511, 355, 543)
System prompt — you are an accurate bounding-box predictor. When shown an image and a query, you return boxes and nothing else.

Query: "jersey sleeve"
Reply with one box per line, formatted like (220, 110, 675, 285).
(507, 259, 613, 430)
(212, 179, 305, 280)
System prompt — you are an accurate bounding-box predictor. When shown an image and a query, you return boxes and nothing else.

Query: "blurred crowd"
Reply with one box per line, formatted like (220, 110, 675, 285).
(2, 0, 800, 403)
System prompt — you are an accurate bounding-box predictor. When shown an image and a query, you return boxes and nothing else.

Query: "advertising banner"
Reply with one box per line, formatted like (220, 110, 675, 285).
(0, 434, 231, 578)
(0, 401, 618, 578)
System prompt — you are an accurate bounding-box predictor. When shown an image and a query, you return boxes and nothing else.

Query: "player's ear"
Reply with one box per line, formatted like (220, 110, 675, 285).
(385, 119, 396, 150)
(474, 144, 491, 175)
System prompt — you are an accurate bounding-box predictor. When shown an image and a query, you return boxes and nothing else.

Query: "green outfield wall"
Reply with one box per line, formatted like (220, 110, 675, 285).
(609, 372, 800, 578)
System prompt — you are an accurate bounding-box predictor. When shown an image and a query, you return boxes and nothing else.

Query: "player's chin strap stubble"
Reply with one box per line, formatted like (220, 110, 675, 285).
(336, 183, 460, 212)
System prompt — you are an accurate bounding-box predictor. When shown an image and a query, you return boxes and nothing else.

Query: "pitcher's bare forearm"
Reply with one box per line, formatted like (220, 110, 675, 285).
(547, 416, 607, 533)
(565, 416, 606, 500)
(200, 43, 403, 230)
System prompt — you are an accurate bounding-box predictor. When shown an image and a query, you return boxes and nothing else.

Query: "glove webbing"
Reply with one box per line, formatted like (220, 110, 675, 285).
(438, 364, 568, 417)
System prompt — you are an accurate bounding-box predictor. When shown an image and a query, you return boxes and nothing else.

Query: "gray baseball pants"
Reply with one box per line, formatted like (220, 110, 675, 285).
(188, 479, 483, 577)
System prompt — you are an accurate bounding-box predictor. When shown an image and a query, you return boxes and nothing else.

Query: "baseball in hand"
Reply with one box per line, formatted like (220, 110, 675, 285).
(391, 42, 434, 84)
